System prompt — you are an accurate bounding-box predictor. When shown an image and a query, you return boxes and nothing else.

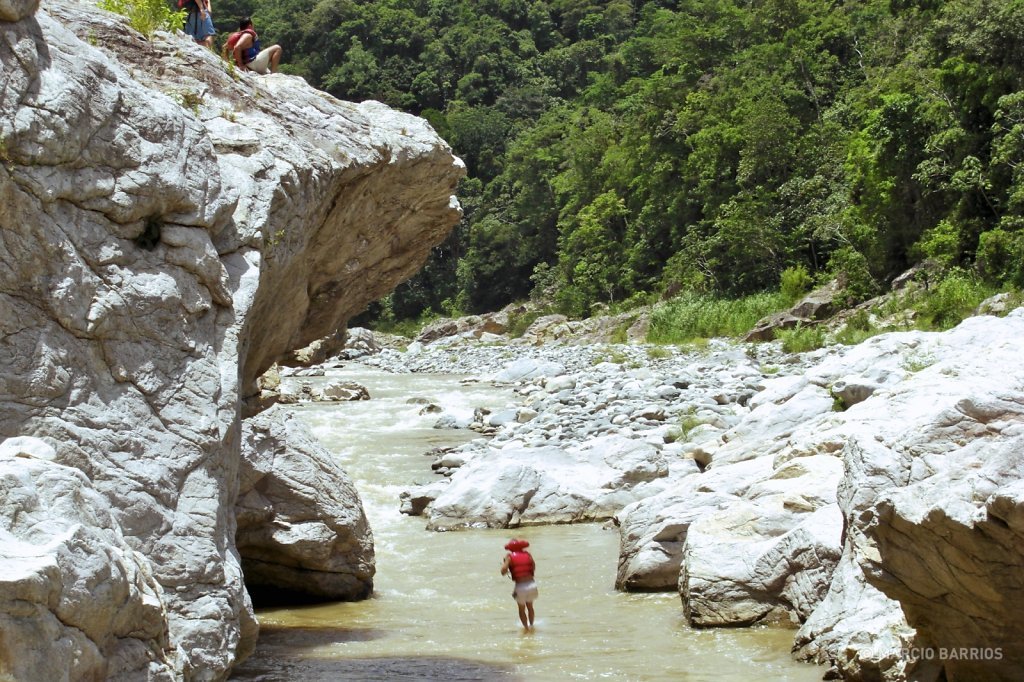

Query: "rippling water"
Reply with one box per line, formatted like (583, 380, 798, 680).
(230, 365, 824, 681)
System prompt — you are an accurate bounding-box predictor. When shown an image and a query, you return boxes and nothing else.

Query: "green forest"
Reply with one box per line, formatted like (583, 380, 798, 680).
(211, 0, 1024, 324)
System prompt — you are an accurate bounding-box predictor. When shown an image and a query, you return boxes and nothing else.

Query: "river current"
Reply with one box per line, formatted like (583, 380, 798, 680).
(231, 365, 824, 681)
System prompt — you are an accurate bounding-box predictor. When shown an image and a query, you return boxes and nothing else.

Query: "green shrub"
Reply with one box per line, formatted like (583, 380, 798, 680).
(506, 308, 546, 338)
(777, 323, 826, 353)
(976, 229, 1024, 287)
(440, 296, 465, 318)
(780, 265, 813, 303)
(834, 308, 882, 345)
(99, 0, 185, 38)
(913, 220, 961, 268)
(647, 291, 788, 344)
(554, 284, 589, 319)
(828, 246, 879, 306)
(915, 269, 995, 330)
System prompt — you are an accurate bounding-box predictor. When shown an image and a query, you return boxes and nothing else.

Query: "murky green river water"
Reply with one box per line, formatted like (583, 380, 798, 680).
(231, 365, 824, 681)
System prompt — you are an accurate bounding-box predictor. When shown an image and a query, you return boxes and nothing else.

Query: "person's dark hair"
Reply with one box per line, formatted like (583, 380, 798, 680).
(238, 16, 253, 30)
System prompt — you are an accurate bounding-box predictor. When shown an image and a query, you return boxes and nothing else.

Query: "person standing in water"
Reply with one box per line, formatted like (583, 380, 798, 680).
(501, 538, 538, 630)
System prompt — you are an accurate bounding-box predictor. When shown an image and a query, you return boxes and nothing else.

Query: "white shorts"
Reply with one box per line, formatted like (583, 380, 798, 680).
(513, 580, 538, 605)
(247, 47, 276, 74)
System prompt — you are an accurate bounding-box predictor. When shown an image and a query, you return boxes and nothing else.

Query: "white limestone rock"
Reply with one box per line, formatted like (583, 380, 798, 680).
(0, 441, 175, 680)
(616, 311, 1024, 680)
(681, 502, 842, 626)
(1, 0, 462, 677)
(237, 408, 375, 600)
(492, 358, 567, 382)
(420, 435, 671, 530)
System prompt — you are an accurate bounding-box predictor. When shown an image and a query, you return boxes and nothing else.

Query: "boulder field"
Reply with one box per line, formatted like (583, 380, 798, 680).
(384, 308, 1024, 682)
(0, 0, 463, 678)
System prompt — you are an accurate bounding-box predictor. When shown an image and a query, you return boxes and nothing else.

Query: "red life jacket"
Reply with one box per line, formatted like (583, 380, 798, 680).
(508, 550, 535, 581)
(223, 28, 259, 62)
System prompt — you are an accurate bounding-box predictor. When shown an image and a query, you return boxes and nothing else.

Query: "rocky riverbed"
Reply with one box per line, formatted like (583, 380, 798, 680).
(326, 308, 1024, 682)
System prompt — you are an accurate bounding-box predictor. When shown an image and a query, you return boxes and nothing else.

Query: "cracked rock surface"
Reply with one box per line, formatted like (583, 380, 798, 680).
(0, 0, 462, 678)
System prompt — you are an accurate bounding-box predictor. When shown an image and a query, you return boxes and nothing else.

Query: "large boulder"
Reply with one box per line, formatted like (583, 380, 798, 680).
(0, 438, 178, 680)
(492, 357, 566, 382)
(1, 1, 462, 678)
(414, 435, 673, 530)
(868, 429, 1024, 679)
(743, 280, 839, 342)
(614, 484, 725, 592)
(681, 502, 842, 626)
(237, 408, 374, 601)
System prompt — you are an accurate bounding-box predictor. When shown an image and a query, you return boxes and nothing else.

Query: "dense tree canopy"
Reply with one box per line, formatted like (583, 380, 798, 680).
(212, 0, 1024, 318)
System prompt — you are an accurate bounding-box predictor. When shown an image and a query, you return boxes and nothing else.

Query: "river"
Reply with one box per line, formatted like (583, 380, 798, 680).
(230, 364, 824, 681)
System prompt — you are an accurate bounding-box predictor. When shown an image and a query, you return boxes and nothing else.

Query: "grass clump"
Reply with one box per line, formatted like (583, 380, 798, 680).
(506, 308, 547, 339)
(594, 347, 631, 365)
(914, 269, 997, 330)
(677, 407, 705, 441)
(777, 323, 826, 353)
(99, 0, 185, 38)
(648, 291, 788, 344)
(646, 346, 672, 360)
(834, 308, 882, 346)
(901, 348, 937, 372)
(780, 265, 813, 303)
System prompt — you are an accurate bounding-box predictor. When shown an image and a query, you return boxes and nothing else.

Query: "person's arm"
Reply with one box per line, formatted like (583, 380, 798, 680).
(500, 554, 511, 577)
(199, 0, 209, 18)
(233, 33, 251, 70)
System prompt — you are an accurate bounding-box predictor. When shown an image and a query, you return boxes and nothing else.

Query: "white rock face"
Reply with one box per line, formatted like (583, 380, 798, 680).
(237, 408, 374, 600)
(0, 438, 175, 680)
(422, 435, 672, 530)
(0, 1, 462, 679)
(617, 311, 1024, 680)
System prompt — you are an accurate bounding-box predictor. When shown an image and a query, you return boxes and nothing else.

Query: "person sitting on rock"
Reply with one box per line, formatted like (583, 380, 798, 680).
(500, 538, 538, 631)
(223, 17, 282, 74)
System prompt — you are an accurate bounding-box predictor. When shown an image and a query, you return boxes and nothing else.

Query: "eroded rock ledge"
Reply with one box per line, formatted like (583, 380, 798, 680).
(0, 0, 463, 678)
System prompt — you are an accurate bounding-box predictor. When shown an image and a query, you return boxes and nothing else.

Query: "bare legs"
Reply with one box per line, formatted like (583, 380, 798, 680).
(517, 602, 536, 630)
(267, 44, 282, 73)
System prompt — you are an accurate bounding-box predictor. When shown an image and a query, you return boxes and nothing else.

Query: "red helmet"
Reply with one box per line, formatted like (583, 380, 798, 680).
(504, 539, 529, 551)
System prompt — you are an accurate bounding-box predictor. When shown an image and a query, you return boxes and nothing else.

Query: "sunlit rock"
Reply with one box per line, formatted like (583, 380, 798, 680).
(0, 0, 462, 675)
(237, 408, 375, 601)
(419, 435, 671, 530)
(0, 438, 176, 680)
